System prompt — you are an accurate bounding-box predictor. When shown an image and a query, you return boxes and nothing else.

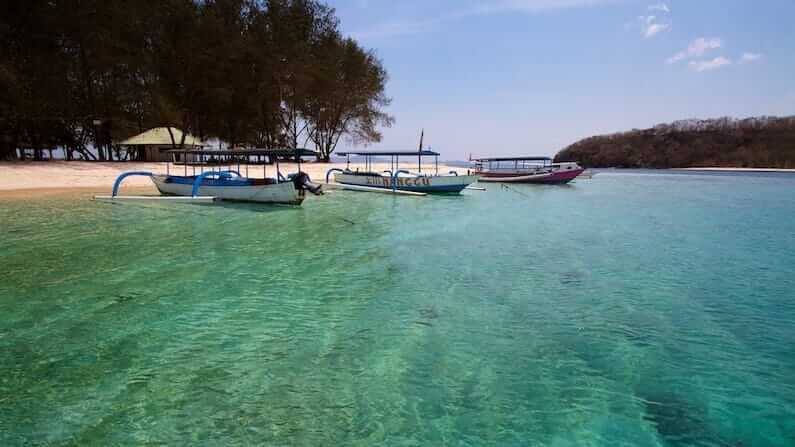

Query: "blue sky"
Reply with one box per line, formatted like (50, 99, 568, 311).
(329, 0, 795, 159)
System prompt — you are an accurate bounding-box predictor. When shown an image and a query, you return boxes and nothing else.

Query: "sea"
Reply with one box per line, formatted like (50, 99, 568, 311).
(1, 170, 794, 446)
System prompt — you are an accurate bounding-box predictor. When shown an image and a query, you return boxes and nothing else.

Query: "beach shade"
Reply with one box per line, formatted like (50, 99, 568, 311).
(117, 127, 204, 161)
(118, 127, 204, 146)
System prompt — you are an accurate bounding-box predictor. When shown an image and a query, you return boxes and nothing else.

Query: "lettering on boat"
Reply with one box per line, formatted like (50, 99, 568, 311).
(364, 177, 431, 187)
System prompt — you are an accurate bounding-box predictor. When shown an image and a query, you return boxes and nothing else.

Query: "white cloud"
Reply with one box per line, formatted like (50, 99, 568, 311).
(648, 3, 670, 13)
(638, 15, 670, 38)
(689, 56, 731, 72)
(352, 17, 441, 40)
(352, 0, 619, 40)
(465, 0, 619, 15)
(739, 52, 763, 64)
(667, 37, 722, 64)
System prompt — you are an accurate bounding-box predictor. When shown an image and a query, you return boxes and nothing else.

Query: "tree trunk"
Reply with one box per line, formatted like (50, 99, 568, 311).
(12, 124, 22, 160)
(32, 129, 43, 161)
(166, 127, 177, 148)
(78, 39, 102, 161)
(0, 128, 16, 160)
(0, 142, 13, 161)
(292, 112, 298, 148)
(95, 126, 105, 161)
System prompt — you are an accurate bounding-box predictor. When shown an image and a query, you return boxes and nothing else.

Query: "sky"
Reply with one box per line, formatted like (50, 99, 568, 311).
(328, 0, 795, 159)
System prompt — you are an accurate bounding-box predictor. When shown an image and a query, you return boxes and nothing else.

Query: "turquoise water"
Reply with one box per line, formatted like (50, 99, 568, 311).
(1, 171, 794, 446)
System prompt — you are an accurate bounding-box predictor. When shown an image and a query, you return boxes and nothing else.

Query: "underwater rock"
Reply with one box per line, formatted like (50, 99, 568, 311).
(113, 292, 140, 303)
(419, 305, 439, 321)
(640, 391, 742, 447)
(559, 270, 585, 286)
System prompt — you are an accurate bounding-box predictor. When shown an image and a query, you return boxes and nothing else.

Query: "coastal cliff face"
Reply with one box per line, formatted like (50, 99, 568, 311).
(554, 116, 795, 168)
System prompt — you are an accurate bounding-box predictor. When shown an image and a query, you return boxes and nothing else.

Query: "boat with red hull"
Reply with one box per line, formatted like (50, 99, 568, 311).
(472, 156, 585, 184)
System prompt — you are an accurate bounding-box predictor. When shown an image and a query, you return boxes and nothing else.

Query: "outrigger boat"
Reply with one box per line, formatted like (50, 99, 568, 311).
(471, 156, 585, 184)
(96, 148, 323, 205)
(327, 150, 478, 194)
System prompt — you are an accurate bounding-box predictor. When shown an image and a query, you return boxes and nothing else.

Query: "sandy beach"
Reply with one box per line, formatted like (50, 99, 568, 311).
(0, 161, 469, 198)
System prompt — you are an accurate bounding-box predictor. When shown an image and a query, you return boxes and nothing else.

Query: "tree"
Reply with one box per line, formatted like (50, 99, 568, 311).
(555, 117, 795, 168)
(0, 0, 394, 160)
(0, 0, 74, 160)
(303, 34, 393, 161)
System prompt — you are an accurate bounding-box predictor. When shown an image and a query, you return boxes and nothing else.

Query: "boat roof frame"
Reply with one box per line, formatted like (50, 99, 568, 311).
(472, 156, 552, 162)
(336, 150, 440, 157)
(162, 147, 317, 181)
(165, 147, 319, 157)
(336, 150, 441, 175)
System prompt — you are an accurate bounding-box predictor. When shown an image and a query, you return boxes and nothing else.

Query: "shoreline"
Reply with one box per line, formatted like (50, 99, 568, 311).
(674, 167, 795, 173)
(592, 167, 795, 173)
(3, 162, 792, 198)
(0, 186, 157, 201)
(0, 160, 468, 197)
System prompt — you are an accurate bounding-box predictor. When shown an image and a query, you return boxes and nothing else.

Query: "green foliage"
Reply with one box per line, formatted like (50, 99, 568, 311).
(554, 117, 795, 168)
(0, 0, 392, 161)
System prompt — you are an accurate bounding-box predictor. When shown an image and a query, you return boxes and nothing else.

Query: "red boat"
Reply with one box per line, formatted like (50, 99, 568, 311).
(471, 156, 585, 184)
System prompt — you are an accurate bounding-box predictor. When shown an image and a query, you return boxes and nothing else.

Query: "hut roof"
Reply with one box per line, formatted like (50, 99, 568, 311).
(118, 127, 204, 146)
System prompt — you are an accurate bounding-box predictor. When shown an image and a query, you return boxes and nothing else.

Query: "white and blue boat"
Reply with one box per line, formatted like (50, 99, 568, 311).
(99, 148, 322, 205)
(327, 150, 478, 194)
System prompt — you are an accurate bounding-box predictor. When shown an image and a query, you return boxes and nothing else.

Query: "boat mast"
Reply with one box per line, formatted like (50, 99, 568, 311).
(418, 129, 424, 173)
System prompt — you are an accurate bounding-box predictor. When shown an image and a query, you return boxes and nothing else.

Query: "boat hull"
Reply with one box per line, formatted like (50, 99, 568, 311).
(151, 175, 303, 204)
(333, 173, 478, 193)
(477, 168, 585, 184)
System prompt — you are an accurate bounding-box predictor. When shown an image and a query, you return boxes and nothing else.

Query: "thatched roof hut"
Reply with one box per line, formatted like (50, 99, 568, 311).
(118, 127, 204, 161)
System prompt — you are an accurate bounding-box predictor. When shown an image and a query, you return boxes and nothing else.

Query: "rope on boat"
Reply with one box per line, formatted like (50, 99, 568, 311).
(501, 183, 531, 197)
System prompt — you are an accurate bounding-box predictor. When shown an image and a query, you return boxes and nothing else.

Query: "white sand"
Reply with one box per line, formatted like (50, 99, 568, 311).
(0, 161, 468, 197)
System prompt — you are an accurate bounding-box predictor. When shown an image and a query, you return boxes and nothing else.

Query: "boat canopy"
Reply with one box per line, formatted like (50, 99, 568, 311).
(161, 147, 318, 179)
(472, 156, 551, 162)
(336, 150, 442, 175)
(165, 148, 318, 157)
(336, 150, 440, 157)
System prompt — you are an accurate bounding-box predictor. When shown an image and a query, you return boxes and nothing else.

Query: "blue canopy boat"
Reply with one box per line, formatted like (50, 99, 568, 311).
(327, 150, 478, 194)
(97, 148, 323, 205)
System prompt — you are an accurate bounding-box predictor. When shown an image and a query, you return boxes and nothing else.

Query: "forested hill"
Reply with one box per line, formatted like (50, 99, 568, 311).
(554, 116, 795, 168)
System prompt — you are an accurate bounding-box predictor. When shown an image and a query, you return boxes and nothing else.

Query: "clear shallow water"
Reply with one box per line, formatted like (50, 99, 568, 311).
(1, 170, 794, 446)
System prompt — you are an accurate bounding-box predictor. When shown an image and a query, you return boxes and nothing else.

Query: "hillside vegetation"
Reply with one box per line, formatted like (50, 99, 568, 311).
(554, 116, 795, 168)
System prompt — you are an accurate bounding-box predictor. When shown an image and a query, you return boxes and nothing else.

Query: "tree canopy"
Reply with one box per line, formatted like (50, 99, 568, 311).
(0, 0, 392, 161)
(554, 117, 795, 169)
